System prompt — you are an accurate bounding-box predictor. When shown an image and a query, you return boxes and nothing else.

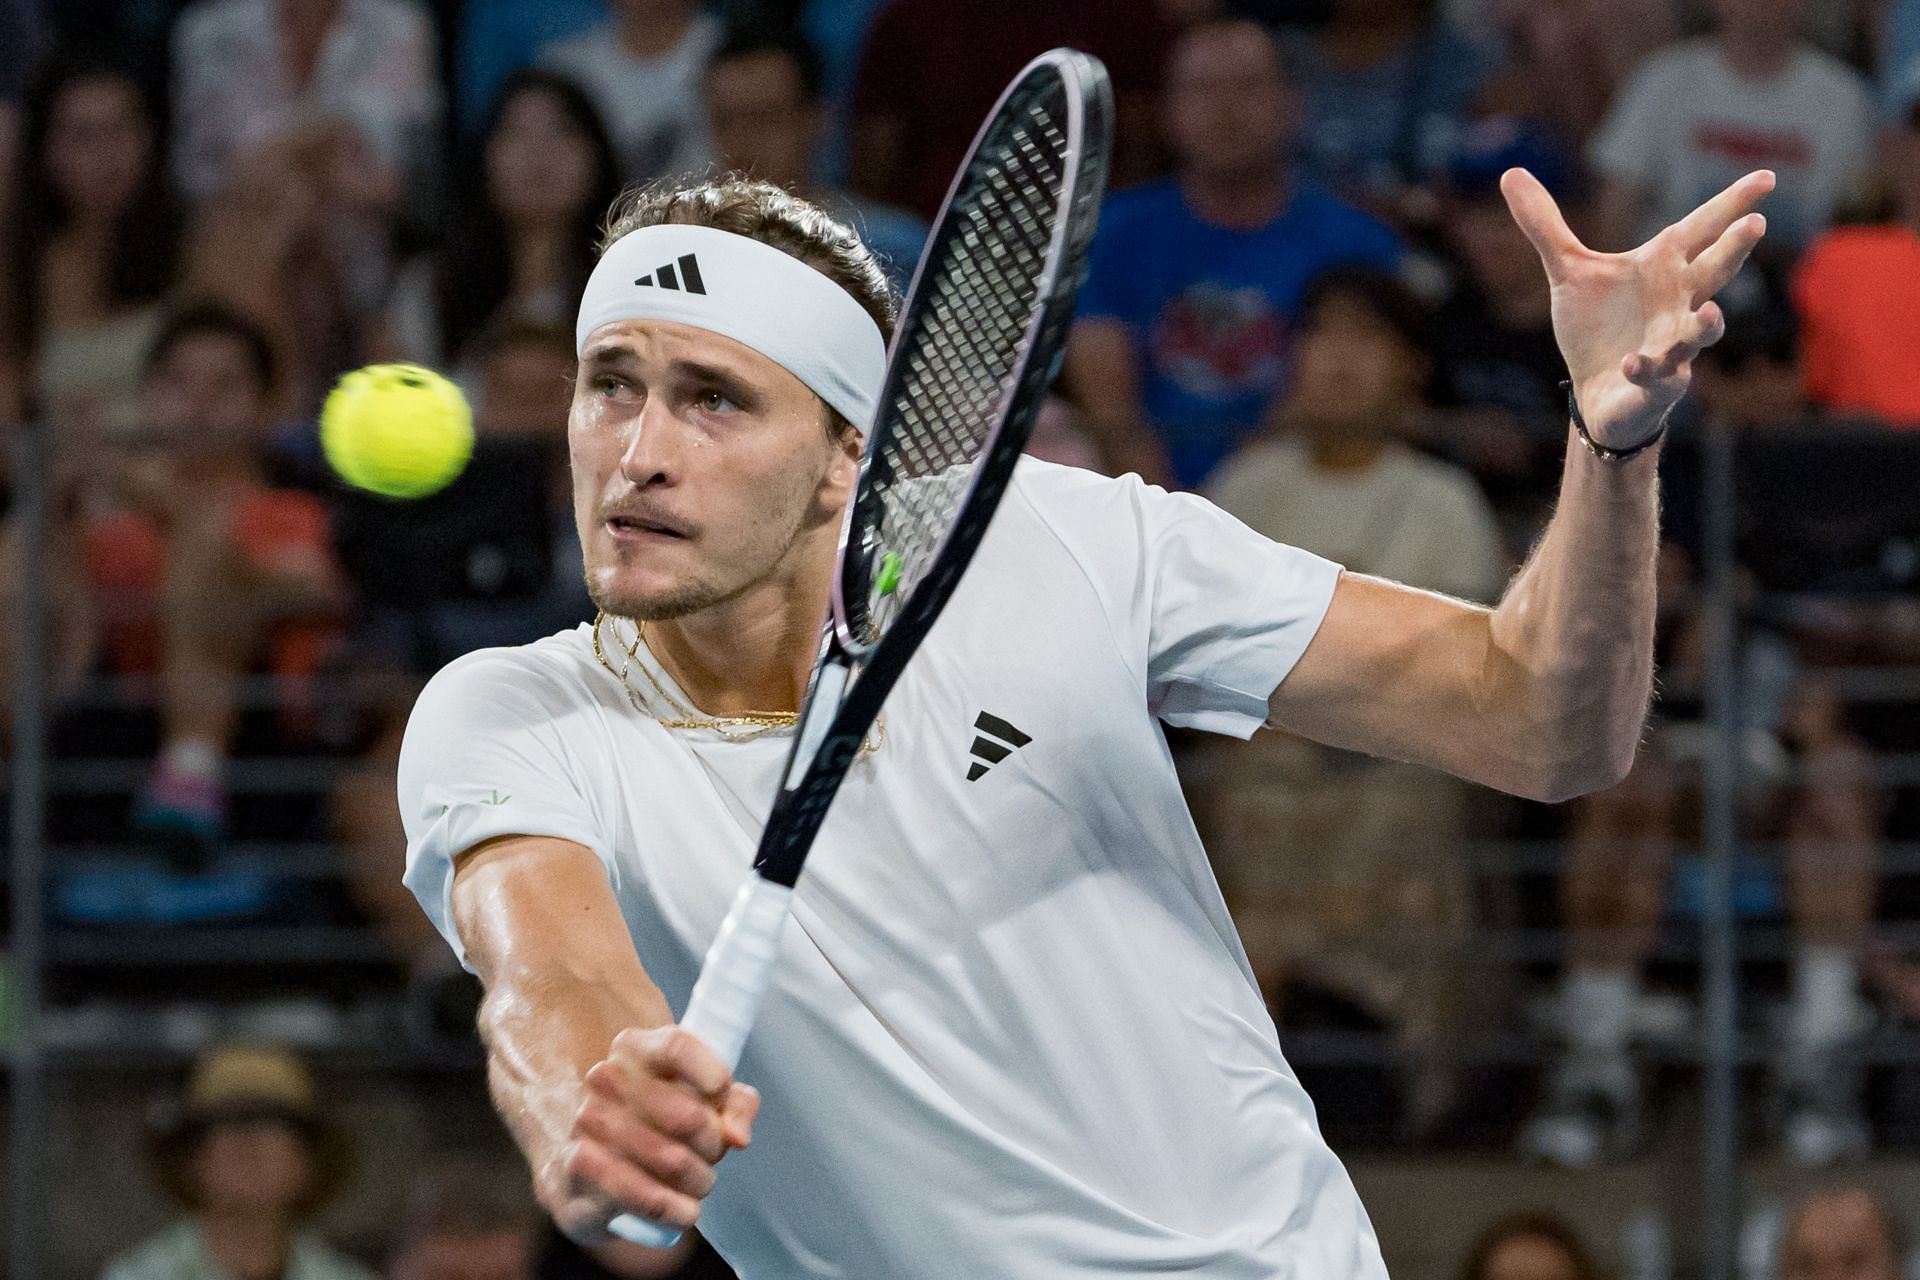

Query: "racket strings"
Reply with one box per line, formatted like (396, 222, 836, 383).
(865, 87, 1073, 630)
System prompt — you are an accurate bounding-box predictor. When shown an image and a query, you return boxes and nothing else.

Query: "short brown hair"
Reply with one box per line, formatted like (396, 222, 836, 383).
(598, 177, 896, 440)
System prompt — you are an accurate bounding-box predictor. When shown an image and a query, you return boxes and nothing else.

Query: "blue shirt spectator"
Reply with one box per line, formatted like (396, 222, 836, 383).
(1077, 178, 1400, 487)
(1063, 20, 1400, 489)
(455, 0, 606, 133)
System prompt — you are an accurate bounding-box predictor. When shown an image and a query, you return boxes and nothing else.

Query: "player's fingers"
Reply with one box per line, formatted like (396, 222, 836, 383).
(640, 1077, 730, 1163)
(565, 1137, 701, 1231)
(1670, 169, 1775, 259)
(1687, 213, 1767, 307)
(618, 1025, 735, 1101)
(573, 1101, 718, 1200)
(720, 1082, 761, 1149)
(1500, 167, 1585, 278)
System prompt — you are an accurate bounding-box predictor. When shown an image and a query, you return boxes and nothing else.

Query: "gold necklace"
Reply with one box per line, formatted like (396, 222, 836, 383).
(591, 612, 884, 753)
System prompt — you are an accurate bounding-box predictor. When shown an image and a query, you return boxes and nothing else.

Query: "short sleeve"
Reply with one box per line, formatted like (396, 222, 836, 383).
(398, 648, 620, 969)
(1014, 460, 1342, 738)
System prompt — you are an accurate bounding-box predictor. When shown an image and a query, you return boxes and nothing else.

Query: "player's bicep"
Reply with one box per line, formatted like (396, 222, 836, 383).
(1266, 571, 1521, 784)
(451, 834, 672, 1027)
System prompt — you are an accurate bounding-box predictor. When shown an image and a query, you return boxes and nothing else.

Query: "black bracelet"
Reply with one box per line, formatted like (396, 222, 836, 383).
(1562, 380, 1667, 462)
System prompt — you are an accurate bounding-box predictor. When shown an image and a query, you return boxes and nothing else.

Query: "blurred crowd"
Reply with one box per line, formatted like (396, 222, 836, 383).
(3, 0, 1920, 1274)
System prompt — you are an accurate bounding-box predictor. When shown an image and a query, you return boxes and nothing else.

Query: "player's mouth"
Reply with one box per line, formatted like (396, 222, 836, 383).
(605, 512, 691, 542)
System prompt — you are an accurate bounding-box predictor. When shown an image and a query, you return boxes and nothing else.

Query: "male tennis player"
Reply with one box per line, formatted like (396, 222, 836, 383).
(399, 169, 1772, 1276)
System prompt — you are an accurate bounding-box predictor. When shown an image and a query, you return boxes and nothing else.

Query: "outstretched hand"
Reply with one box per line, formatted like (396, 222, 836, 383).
(1502, 167, 1775, 450)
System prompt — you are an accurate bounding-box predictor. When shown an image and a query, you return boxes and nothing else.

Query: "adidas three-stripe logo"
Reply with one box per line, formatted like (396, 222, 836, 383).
(634, 253, 707, 294)
(967, 711, 1032, 781)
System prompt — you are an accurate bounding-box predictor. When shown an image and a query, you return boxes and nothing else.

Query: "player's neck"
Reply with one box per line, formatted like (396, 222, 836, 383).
(643, 544, 835, 717)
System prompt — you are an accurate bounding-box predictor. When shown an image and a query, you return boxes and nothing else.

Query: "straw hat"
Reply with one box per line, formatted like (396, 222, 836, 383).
(145, 1043, 353, 1212)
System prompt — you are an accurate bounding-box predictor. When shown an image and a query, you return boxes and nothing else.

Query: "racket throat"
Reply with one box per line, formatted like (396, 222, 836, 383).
(784, 660, 850, 790)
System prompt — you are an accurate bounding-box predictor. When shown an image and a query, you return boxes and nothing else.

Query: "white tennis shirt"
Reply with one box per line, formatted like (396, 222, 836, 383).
(400, 459, 1387, 1278)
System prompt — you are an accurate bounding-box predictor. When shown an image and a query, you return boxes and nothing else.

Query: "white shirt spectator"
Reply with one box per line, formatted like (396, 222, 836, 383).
(1591, 37, 1873, 248)
(539, 13, 720, 184)
(171, 0, 441, 200)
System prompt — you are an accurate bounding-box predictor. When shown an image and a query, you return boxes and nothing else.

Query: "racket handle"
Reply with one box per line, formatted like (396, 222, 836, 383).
(606, 876, 794, 1249)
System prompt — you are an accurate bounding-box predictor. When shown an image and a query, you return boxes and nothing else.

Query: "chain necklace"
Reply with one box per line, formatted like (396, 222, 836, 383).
(591, 612, 884, 753)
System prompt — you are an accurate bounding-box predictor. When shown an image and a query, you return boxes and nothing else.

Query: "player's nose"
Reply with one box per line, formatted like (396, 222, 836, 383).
(618, 396, 685, 488)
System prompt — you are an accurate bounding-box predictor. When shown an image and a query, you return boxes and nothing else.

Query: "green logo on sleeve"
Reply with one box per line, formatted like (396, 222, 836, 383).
(481, 790, 511, 806)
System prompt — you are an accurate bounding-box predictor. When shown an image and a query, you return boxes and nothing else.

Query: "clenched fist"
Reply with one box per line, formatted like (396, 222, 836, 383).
(543, 1025, 761, 1240)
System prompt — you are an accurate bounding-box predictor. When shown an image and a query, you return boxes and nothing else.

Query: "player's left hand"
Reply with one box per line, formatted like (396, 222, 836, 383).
(1502, 167, 1774, 451)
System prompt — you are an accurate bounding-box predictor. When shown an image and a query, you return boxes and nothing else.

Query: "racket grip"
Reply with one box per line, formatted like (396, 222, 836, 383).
(606, 876, 794, 1249)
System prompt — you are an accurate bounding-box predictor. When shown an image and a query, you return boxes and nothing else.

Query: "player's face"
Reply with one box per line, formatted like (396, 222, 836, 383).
(572, 319, 860, 620)
(1165, 22, 1295, 183)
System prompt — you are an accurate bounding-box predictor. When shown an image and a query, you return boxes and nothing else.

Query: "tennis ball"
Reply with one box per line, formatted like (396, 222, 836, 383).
(320, 363, 474, 499)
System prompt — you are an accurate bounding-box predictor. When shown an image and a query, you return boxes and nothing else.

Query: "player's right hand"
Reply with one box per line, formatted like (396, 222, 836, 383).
(548, 1025, 760, 1241)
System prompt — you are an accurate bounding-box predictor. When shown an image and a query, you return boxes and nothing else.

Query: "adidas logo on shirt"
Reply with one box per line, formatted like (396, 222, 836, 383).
(967, 711, 1032, 781)
(634, 253, 707, 294)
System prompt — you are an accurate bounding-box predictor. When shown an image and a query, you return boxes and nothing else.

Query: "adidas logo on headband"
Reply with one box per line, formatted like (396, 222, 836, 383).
(634, 253, 707, 295)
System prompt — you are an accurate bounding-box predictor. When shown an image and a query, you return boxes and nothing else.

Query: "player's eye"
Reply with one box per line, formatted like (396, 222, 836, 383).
(595, 374, 636, 399)
(697, 389, 737, 414)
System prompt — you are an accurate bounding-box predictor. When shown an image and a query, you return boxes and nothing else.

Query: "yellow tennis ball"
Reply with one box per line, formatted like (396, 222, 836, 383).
(320, 363, 474, 499)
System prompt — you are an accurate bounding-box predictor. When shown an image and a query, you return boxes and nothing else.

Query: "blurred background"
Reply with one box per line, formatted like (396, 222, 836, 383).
(3, 0, 1920, 1277)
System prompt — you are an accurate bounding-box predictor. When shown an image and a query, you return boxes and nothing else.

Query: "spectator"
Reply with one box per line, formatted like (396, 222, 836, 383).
(1196, 269, 1503, 1135)
(1589, 0, 1874, 252)
(846, 0, 1172, 221)
(1780, 1186, 1906, 1280)
(1428, 116, 1581, 507)
(537, 0, 720, 184)
(1208, 268, 1505, 602)
(0, 0, 44, 231)
(1061, 20, 1401, 488)
(1792, 85, 1920, 428)
(170, 0, 441, 209)
(389, 1152, 540, 1280)
(379, 69, 621, 378)
(1431, 117, 1577, 428)
(1688, 301, 1810, 430)
(1474, 0, 1677, 145)
(0, 54, 186, 435)
(1281, 0, 1497, 208)
(1524, 550, 1884, 1168)
(101, 1042, 374, 1280)
(1457, 1212, 1604, 1280)
(454, 0, 605, 132)
(704, 29, 926, 291)
(108, 302, 343, 859)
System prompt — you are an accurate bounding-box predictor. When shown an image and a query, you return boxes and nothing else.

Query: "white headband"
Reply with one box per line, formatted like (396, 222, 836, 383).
(576, 223, 888, 431)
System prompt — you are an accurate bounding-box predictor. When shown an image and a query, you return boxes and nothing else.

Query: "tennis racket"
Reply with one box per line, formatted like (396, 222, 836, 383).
(608, 47, 1112, 1247)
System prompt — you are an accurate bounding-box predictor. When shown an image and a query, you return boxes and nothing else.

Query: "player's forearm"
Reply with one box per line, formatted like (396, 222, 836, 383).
(1483, 429, 1660, 801)
(479, 963, 665, 1202)
(453, 838, 675, 1219)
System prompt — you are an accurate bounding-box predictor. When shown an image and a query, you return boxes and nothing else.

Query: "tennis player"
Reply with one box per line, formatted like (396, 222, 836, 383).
(399, 169, 1772, 1276)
